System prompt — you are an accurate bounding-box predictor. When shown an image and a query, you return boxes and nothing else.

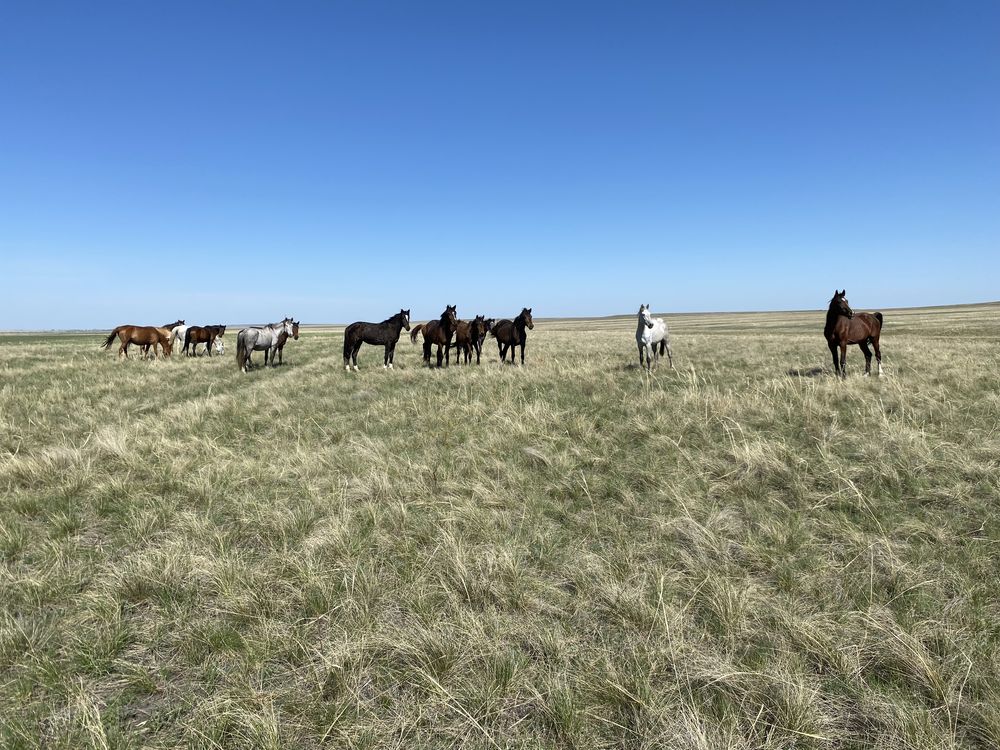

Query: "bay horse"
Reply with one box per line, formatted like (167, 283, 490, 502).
(101, 325, 173, 359)
(343, 309, 410, 371)
(184, 324, 226, 356)
(236, 318, 295, 372)
(410, 305, 458, 367)
(449, 315, 494, 364)
(491, 308, 534, 365)
(825, 290, 883, 377)
(635, 304, 673, 370)
(274, 320, 300, 364)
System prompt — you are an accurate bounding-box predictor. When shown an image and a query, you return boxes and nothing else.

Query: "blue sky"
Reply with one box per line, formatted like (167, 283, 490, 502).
(2, 1, 998, 329)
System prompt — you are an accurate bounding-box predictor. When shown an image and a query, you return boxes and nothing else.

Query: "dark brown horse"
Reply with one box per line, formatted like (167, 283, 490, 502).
(824, 290, 883, 377)
(184, 324, 226, 356)
(449, 315, 494, 364)
(275, 320, 300, 364)
(410, 305, 458, 367)
(101, 325, 173, 359)
(491, 308, 534, 365)
(343, 309, 410, 370)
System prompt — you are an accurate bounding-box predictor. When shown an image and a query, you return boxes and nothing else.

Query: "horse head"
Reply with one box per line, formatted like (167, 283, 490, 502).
(400, 309, 411, 330)
(831, 290, 854, 318)
(442, 305, 458, 327)
(521, 307, 534, 330)
(292, 320, 300, 340)
(639, 304, 653, 328)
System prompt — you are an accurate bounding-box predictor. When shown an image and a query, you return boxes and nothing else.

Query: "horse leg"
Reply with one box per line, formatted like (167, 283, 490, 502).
(839, 344, 848, 378)
(872, 337, 882, 377)
(383, 345, 390, 369)
(828, 341, 839, 376)
(436, 344, 444, 368)
(520, 341, 526, 366)
(353, 342, 362, 370)
(859, 341, 873, 376)
(387, 343, 395, 369)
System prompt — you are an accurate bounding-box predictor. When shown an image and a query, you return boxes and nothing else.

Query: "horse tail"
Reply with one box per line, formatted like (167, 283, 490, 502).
(874, 312, 883, 327)
(236, 333, 248, 371)
(101, 327, 122, 349)
(410, 324, 423, 343)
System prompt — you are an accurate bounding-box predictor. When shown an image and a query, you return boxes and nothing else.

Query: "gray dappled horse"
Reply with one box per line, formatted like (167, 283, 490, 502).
(236, 318, 295, 372)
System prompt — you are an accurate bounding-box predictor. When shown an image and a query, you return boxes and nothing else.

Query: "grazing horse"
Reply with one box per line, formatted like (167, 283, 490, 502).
(491, 308, 534, 365)
(141, 320, 184, 357)
(236, 318, 295, 372)
(824, 290, 883, 377)
(635, 304, 673, 370)
(184, 324, 226, 357)
(343, 309, 410, 371)
(410, 305, 459, 367)
(101, 325, 173, 359)
(274, 320, 300, 364)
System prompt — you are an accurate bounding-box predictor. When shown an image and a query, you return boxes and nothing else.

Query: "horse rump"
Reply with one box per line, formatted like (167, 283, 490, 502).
(236, 332, 249, 371)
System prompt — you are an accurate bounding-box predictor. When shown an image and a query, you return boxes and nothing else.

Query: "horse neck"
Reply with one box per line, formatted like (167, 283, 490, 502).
(824, 306, 842, 335)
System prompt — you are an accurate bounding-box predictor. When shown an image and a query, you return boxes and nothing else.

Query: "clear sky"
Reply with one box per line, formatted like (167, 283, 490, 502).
(2, 1, 998, 329)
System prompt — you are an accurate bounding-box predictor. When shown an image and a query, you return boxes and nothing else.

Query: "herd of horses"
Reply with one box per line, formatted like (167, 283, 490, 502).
(98, 292, 884, 377)
(342, 307, 534, 371)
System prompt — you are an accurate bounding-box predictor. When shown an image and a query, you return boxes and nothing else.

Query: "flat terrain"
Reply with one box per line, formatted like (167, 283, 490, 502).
(2, 304, 999, 749)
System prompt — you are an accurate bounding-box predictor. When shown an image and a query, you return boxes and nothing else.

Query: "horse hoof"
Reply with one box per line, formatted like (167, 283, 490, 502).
(388, 363, 393, 369)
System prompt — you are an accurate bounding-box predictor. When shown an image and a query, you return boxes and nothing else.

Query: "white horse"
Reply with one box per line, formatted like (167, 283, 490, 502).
(236, 318, 295, 372)
(636, 304, 673, 370)
(170, 324, 189, 353)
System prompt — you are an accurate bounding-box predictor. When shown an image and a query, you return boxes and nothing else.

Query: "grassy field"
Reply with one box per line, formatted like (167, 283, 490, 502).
(1, 303, 999, 749)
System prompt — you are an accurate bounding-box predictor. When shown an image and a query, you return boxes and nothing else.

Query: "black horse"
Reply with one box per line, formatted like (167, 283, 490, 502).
(491, 308, 534, 365)
(343, 309, 410, 370)
(410, 305, 458, 367)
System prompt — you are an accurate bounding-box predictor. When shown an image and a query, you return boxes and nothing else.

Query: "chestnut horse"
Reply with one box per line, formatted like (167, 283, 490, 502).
(101, 325, 173, 359)
(141, 320, 184, 358)
(824, 290, 883, 377)
(410, 305, 458, 367)
(449, 315, 494, 364)
(491, 308, 534, 365)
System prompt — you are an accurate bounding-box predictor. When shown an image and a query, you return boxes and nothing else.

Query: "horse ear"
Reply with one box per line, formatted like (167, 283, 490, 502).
(528, 308, 532, 313)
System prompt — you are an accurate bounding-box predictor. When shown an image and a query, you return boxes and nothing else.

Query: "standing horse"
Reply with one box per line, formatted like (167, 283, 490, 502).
(410, 305, 458, 367)
(635, 304, 673, 370)
(343, 309, 410, 371)
(236, 318, 295, 372)
(275, 320, 300, 364)
(449, 315, 494, 364)
(101, 325, 173, 359)
(184, 324, 226, 357)
(491, 308, 534, 365)
(824, 290, 883, 377)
